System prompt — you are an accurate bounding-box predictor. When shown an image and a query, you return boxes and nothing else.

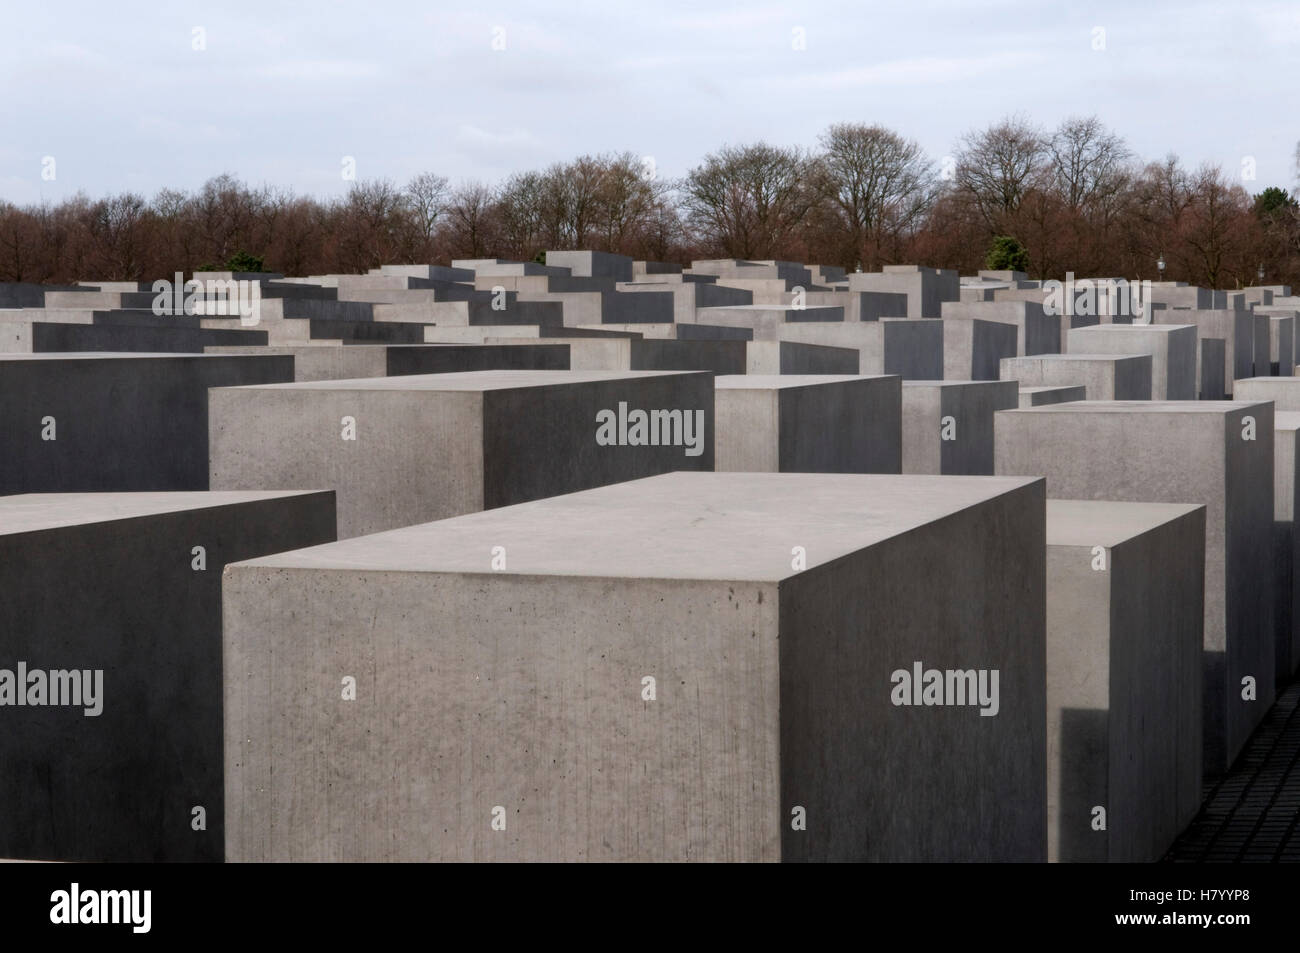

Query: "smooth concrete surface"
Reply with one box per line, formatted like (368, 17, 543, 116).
(1067, 324, 1196, 400)
(209, 369, 715, 538)
(901, 380, 1018, 475)
(745, 340, 859, 375)
(1019, 385, 1086, 408)
(713, 375, 901, 473)
(223, 471, 1047, 862)
(0, 490, 336, 862)
(204, 343, 570, 381)
(0, 353, 294, 494)
(1045, 499, 1204, 863)
(941, 317, 1018, 381)
(1235, 377, 1300, 412)
(996, 401, 1275, 774)
(999, 354, 1152, 401)
(772, 320, 943, 378)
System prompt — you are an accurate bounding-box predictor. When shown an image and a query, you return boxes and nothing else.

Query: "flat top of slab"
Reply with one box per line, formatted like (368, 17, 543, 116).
(217, 369, 704, 392)
(1001, 400, 1266, 415)
(699, 305, 830, 311)
(1275, 412, 1300, 431)
(716, 375, 881, 389)
(1004, 353, 1147, 362)
(1236, 377, 1300, 385)
(1019, 385, 1085, 394)
(1071, 324, 1192, 332)
(0, 491, 328, 536)
(0, 352, 280, 362)
(232, 471, 1042, 582)
(1047, 498, 1204, 547)
(903, 379, 1015, 387)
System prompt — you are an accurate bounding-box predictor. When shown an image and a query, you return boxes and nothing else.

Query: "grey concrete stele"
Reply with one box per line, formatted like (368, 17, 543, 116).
(996, 400, 1274, 774)
(902, 380, 1019, 475)
(713, 375, 901, 473)
(224, 471, 1047, 862)
(1274, 413, 1300, 685)
(1066, 324, 1197, 400)
(0, 491, 336, 862)
(999, 354, 1152, 401)
(1045, 499, 1204, 863)
(210, 369, 715, 538)
(0, 353, 293, 493)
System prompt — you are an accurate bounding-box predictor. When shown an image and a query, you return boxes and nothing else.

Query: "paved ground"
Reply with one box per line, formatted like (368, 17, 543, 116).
(1165, 680, 1300, 862)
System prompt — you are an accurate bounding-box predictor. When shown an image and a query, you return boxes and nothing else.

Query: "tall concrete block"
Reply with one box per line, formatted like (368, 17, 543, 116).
(772, 320, 943, 378)
(545, 251, 634, 282)
(1067, 324, 1196, 400)
(848, 266, 960, 318)
(941, 317, 1019, 380)
(940, 300, 1059, 356)
(1045, 500, 1204, 863)
(1267, 316, 1295, 375)
(0, 490, 336, 862)
(0, 353, 294, 494)
(995, 401, 1275, 773)
(1154, 310, 1252, 393)
(223, 471, 1047, 862)
(999, 353, 1152, 400)
(713, 375, 901, 473)
(1274, 413, 1300, 684)
(1201, 338, 1226, 400)
(902, 380, 1018, 475)
(1234, 377, 1300, 411)
(210, 370, 715, 538)
(205, 343, 570, 381)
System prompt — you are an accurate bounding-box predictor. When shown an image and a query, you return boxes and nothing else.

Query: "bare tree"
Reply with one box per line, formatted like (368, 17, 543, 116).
(953, 115, 1046, 230)
(681, 142, 817, 258)
(818, 122, 938, 269)
(442, 181, 500, 259)
(405, 172, 450, 243)
(1047, 116, 1133, 213)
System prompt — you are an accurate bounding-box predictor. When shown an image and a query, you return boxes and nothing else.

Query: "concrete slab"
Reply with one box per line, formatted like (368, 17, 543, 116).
(713, 375, 901, 472)
(0, 490, 336, 862)
(1275, 413, 1300, 685)
(209, 370, 715, 538)
(1067, 324, 1196, 400)
(746, 340, 859, 375)
(771, 321, 943, 378)
(1045, 499, 1204, 862)
(1000, 353, 1152, 400)
(223, 471, 1047, 862)
(1019, 385, 1087, 408)
(0, 353, 294, 494)
(902, 380, 1019, 475)
(995, 401, 1275, 773)
(941, 317, 1019, 381)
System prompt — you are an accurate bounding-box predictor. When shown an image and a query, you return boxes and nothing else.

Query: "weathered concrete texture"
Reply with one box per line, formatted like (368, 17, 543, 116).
(0, 353, 293, 494)
(995, 401, 1275, 774)
(0, 490, 336, 862)
(210, 370, 714, 538)
(713, 375, 901, 473)
(1045, 499, 1204, 863)
(1274, 413, 1300, 685)
(941, 317, 1019, 381)
(1067, 324, 1197, 400)
(902, 380, 1019, 475)
(223, 471, 1046, 862)
(1000, 353, 1152, 400)
(768, 320, 943, 378)
(746, 340, 859, 375)
(1019, 385, 1087, 408)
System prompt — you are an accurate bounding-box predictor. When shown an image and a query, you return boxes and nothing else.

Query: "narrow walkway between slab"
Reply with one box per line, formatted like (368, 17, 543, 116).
(1165, 681, 1300, 862)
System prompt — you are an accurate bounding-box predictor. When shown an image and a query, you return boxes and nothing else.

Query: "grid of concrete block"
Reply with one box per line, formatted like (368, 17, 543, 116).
(2, 253, 1299, 862)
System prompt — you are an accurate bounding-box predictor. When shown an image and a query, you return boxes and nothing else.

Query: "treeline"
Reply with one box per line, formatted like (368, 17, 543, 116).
(2, 115, 1298, 288)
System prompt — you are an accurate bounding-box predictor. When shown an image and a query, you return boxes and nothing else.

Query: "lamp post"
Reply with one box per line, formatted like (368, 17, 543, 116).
(1258, 263, 1266, 284)
(1157, 253, 1166, 280)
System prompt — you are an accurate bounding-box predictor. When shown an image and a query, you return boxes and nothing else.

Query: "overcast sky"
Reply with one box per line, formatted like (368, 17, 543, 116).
(2, 0, 1297, 205)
